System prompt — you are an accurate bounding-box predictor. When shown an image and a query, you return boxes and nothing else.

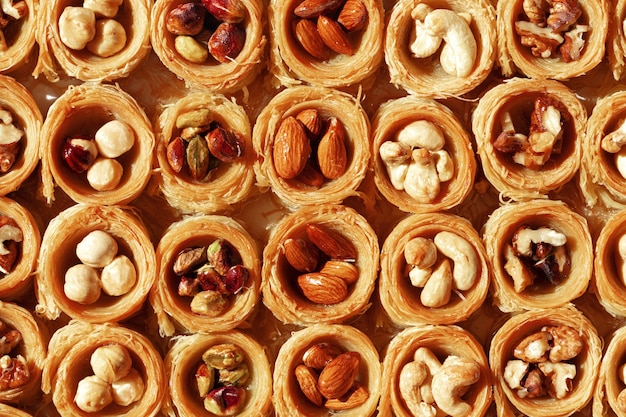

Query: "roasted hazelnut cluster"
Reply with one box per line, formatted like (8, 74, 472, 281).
(74, 344, 145, 413)
(399, 347, 480, 416)
(403, 231, 478, 308)
(379, 120, 454, 203)
(173, 238, 249, 316)
(292, 0, 368, 61)
(62, 120, 135, 191)
(283, 223, 358, 305)
(166, 108, 245, 181)
(294, 342, 369, 410)
(493, 95, 567, 170)
(166, 0, 246, 64)
(194, 343, 249, 415)
(0, 319, 29, 391)
(0, 106, 24, 174)
(58, 0, 127, 57)
(64, 230, 137, 304)
(503, 225, 570, 293)
(514, 0, 587, 62)
(273, 109, 348, 185)
(0, 215, 22, 276)
(0, 0, 28, 52)
(504, 325, 583, 400)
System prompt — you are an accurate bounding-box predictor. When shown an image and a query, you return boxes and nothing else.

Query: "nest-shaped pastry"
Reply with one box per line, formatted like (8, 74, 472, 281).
(151, 0, 266, 93)
(490, 305, 602, 417)
(593, 326, 626, 416)
(150, 215, 261, 337)
(42, 320, 165, 417)
(268, 0, 384, 88)
(0, 75, 41, 196)
(273, 324, 381, 417)
(497, 0, 608, 80)
(608, 0, 626, 80)
(36, 204, 156, 323)
(0, 0, 37, 73)
(253, 85, 370, 209)
(379, 324, 492, 417)
(262, 204, 379, 326)
(379, 212, 489, 326)
(33, 0, 151, 82)
(385, 0, 496, 98)
(154, 91, 255, 214)
(0, 301, 47, 406)
(40, 83, 154, 206)
(472, 78, 586, 200)
(371, 95, 476, 213)
(0, 197, 40, 301)
(163, 330, 273, 417)
(580, 90, 626, 209)
(593, 209, 626, 317)
(0, 404, 33, 416)
(483, 199, 592, 313)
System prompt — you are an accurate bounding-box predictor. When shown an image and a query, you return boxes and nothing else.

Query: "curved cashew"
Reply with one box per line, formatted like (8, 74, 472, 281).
(410, 4, 442, 58)
(396, 120, 445, 151)
(399, 361, 430, 415)
(380, 141, 410, 190)
(404, 149, 440, 203)
(433, 231, 478, 291)
(424, 9, 477, 78)
(615, 148, 626, 180)
(432, 150, 454, 182)
(431, 356, 480, 417)
(420, 259, 452, 308)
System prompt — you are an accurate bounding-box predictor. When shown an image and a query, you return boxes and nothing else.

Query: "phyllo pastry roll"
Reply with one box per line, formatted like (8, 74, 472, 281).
(40, 83, 154, 206)
(385, 0, 496, 98)
(273, 324, 381, 416)
(0, 75, 41, 196)
(379, 213, 489, 327)
(262, 204, 378, 326)
(151, 0, 266, 93)
(472, 78, 586, 200)
(155, 91, 255, 215)
(489, 305, 601, 417)
(0, 404, 33, 416)
(36, 204, 156, 324)
(0, 0, 36, 73)
(372, 96, 476, 213)
(483, 199, 592, 313)
(0, 197, 40, 301)
(608, 0, 626, 80)
(151, 215, 261, 337)
(496, 0, 608, 80)
(580, 90, 626, 208)
(0, 301, 47, 406)
(268, 0, 384, 88)
(163, 330, 272, 417)
(379, 325, 492, 417)
(593, 326, 626, 416)
(33, 0, 151, 82)
(42, 320, 165, 417)
(253, 86, 370, 209)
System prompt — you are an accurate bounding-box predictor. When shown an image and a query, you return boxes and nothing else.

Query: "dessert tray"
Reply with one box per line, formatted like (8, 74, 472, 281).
(0, 0, 625, 415)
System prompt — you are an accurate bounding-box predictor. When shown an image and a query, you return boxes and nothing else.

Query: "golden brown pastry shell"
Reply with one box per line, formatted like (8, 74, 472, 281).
(593, 209, 626, 317)
(0, 0, 37, 74)
(593, 326, 626, 416)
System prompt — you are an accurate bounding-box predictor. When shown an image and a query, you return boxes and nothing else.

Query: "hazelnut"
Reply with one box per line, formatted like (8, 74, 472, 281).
(75, 375, 113, 413)
(100, 255, 136, 296)
(63, 137, 98, 173)
(64, 264, 102, 304)
(94, 120, 135, 158)
(166, 2, 206, 36)
(86, 18, 127, 57)
(87, 157, 124, 191)
(83, 0, 123, 18)
(208, 22, 245, 63)
(59, 6, 97, 50)
(76, 230, 119, 269)
(90, 344, 133, 383)
(111, 368, 144, 406)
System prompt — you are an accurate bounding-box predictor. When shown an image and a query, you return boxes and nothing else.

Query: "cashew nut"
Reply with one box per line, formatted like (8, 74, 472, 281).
(409, 4, 441, 58)
(431, 356, 480, 416)
(420, 259, 452, 308)
(433, 231, 478, 291)
(424, 9, 477, 77)
(379, 141, 411, 189)
(86, 18, 127, 58)
(412, 347, 442, 405)
(513, 226, 567, 258)
(59, 6, 97, 50)
(615, 147, 626, 180)
(433, 150, 454, 182)
(404, 149, 440, 203)
(619, 363, 626, 384)
(399, 361, 429, 412)
(396, 120, 445, 151)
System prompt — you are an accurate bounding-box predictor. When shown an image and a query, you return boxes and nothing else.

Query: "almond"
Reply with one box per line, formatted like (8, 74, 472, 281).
(296, 160, 325, 188)
(295, 364, 324, 407)
(297, 272, 348, 304)
(325, 381, 369, 410)
(320, 260, 359, 285)
(283, 238, 320, 272)
(294, 18, 331, 61)
(317, 116, 347, 179)
(303, 342, 342, 370)
(273, 116, 312, 179)
(337, 0, 368, 32)
(317, 15, 354, 55)
(306, 223, 356, 261)
(294, 0, 343, 19)
(296, 108, 324, 139)
(317, 351, 361, 399)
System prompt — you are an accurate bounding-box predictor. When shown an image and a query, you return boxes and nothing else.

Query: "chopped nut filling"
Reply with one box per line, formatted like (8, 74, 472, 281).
(0, 0, 27, 52)
(399, 346, 480, 416)
(504, 225, 570, 293)
(172, 239, 249, 316)
(493, 95, 567, 170)
(0, 319, 28, 391)
(380, 120, 454, 203)
(514, 0, 588, 62)
(0, 107, 23, 174)
(505, 325, 582, 400)
(0, 215, 22, 276)
(166, 108, 245, 182)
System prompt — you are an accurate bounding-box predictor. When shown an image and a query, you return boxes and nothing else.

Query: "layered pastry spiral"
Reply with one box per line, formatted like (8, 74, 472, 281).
(593, 326, 626, 416)
(0, 0, 36, 73)
(593, 209, 626, 317)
